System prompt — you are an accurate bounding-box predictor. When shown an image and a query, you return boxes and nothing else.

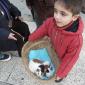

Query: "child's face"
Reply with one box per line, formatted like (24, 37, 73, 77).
(54, 1, 79, 27)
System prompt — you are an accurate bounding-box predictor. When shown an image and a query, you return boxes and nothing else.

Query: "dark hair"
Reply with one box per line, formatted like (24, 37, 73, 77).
(55, 0, 83, 15)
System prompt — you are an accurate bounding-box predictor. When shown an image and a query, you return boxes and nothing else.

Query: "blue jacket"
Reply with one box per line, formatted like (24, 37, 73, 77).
(0, 0, 21, 40)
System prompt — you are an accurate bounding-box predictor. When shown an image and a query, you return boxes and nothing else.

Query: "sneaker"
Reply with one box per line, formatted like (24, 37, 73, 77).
(0, 53, 11, 61)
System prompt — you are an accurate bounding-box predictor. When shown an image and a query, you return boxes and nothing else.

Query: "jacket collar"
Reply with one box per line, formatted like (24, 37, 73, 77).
(53, 17, 84, 35)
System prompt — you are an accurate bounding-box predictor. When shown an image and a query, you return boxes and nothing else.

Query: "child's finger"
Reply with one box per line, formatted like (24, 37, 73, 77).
(10, 33, 17, 40)
(12, 36, 17, 40)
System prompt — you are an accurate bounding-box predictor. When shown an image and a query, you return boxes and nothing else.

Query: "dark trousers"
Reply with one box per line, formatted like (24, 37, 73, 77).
(12, 19, 30, 42)
(0, 19, 30, 56)
(31, 8, 43, 27)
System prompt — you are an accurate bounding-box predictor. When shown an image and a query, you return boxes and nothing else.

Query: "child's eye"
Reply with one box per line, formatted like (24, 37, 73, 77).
(61, 12, 67, 16)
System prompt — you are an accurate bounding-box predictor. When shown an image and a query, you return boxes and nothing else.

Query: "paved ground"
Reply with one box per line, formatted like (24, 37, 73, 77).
(0, 0, 85, 85)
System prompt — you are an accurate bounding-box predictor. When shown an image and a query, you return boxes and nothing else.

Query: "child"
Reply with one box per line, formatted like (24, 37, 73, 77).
(28, 0, 84, 82)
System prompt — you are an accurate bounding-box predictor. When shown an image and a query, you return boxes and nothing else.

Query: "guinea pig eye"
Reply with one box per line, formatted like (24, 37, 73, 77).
(46, 69, 49, 73)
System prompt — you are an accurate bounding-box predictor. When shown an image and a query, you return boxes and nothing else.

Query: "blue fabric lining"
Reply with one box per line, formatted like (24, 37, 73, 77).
(27, 48, 56, 80)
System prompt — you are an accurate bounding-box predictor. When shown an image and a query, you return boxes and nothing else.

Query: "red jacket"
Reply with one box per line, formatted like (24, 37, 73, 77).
(28, 17, 84, 78)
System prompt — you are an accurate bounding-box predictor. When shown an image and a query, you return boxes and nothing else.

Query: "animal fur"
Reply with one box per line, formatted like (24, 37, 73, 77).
(29, 59, 50, 78)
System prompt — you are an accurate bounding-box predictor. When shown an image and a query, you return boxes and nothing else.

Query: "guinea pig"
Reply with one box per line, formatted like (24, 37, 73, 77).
(29, 59, 50, 78)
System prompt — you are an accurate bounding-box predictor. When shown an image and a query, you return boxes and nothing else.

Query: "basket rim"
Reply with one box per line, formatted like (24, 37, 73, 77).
(21, 37, 60, 82)
(21, 37, 51, 57)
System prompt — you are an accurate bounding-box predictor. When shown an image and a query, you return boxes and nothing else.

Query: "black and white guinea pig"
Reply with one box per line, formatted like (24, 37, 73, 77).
(29, 59, 50, 78)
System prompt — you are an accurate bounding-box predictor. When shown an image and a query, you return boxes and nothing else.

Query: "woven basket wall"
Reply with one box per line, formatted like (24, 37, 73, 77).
(21, 36, 60, 81)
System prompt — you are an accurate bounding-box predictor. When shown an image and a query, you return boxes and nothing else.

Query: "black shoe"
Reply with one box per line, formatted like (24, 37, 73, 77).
(0, 53, 11, 61)
(55, 78, 63, 83)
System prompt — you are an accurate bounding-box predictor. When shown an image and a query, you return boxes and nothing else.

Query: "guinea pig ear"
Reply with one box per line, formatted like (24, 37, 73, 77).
(39, 65, 44, 69)
(39, 65, 44, 68)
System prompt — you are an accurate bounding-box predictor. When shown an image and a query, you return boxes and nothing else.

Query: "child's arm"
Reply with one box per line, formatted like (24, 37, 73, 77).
(56, 35, 83, 78)
(28, 18, 50, 41)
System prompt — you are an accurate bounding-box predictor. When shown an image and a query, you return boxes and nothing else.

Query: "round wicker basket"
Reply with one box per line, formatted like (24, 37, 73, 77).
(21, 37, 60, 81)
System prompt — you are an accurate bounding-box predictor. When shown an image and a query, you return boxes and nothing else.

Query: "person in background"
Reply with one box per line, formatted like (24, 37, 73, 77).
(26, 0, 54, 27)
(28, 0, 84, 82)
(82, 0, 85, 13)
(0, 0, 30, 61)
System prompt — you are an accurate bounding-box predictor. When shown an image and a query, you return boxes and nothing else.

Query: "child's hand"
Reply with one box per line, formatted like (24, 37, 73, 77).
(55, 76, 60, 80)
(55, 75, 63, 82)
(8, 33, 17, 40)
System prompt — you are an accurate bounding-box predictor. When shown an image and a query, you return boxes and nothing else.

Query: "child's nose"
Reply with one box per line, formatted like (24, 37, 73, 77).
(54, 11, 61, 17)
(55, 13, 61, 19)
